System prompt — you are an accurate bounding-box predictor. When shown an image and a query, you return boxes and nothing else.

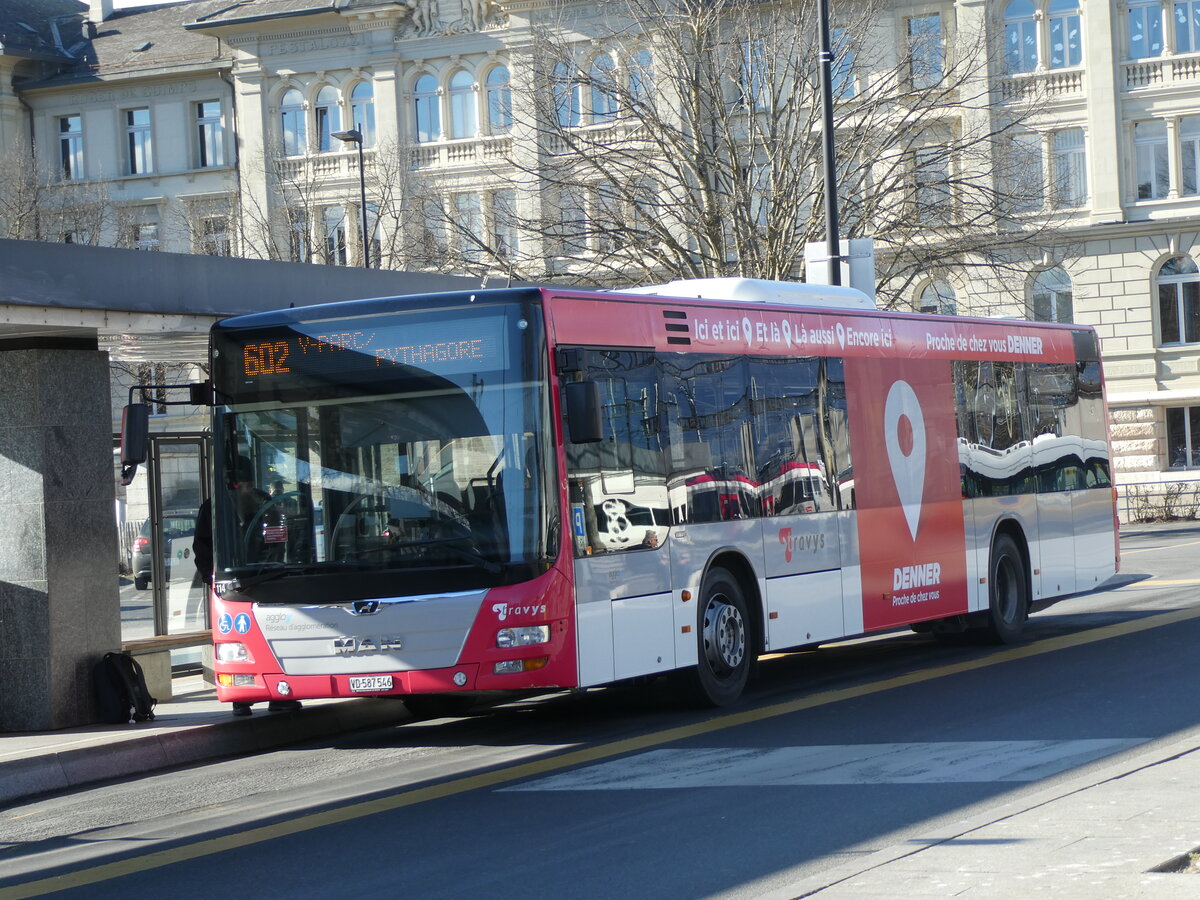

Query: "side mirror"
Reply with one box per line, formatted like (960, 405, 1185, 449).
(564, 380, 604, 444)
(120, 403, 150, 485)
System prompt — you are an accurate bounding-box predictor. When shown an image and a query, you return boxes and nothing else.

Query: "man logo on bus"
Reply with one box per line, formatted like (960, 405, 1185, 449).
(884, 380, 927, 541)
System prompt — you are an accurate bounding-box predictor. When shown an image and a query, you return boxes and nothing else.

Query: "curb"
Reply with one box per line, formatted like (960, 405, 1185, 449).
(0, 698, 405, 808)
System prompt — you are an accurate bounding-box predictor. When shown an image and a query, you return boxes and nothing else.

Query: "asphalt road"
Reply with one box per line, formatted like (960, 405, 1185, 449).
(5, 524, 1200, 899)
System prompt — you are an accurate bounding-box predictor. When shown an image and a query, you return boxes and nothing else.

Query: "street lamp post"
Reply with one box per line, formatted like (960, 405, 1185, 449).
(816, 0, 842, 286)
(332, 127, 370, 268)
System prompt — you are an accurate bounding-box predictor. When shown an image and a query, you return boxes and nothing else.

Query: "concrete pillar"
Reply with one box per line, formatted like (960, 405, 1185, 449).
(0, 346, 121, 731)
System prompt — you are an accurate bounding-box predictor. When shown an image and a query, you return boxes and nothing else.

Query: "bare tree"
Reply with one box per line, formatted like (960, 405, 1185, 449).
(0, 138, 112, 244)
(450, 0, 1073, 308)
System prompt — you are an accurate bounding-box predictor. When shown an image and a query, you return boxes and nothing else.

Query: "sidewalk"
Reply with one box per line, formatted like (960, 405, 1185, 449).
(0, 675, 405, 808)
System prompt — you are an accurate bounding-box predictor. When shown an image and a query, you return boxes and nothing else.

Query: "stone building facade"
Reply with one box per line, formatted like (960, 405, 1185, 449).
(3, 0, 1200, 496)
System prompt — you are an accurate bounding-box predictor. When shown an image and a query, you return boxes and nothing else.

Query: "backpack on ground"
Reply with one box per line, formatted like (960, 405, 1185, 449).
(93, 652, 157, 724)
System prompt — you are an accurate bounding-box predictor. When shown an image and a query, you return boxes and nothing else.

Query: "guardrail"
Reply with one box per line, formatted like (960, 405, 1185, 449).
(1117, 480, 1200, 523)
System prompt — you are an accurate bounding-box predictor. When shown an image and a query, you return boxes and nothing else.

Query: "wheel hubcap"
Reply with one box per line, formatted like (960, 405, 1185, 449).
(702, 594, 745, 675)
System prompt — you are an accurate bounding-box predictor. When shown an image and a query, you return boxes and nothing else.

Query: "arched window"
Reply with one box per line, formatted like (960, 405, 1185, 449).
(448, 69, 476, 139)
(1005, 0, 1038, 74)
(486, 66, 512, 134)
(629, 49, 653, 105)
(1031, 266, 1073, 322)
(414, 74, 440, 143)
(1158, 255, 1200, 344)
(350, 81, 375, 147)
(281, 89, 306, 156)
(918, 279, 957, 315)
(1048, 0, 1082, 68)
(315, 86, 340, 152)
(589, 54, 617, 124)
(553, 62, 583, 128)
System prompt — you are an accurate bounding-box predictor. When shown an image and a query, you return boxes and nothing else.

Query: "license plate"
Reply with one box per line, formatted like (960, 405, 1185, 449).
(349, 675, 393, 693)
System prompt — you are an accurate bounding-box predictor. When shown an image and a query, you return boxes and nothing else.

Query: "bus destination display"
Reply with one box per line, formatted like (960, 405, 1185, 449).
(220, 311, 510, 393)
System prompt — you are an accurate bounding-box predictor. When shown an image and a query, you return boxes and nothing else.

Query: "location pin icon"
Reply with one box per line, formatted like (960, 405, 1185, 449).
(884, 380, 926, 541)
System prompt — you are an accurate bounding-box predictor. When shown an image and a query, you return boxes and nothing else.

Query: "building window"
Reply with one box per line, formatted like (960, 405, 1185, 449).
(131, 222, 160, 251)
(448, 70, 476, 139)
(553, 62, 584, 128)
(485, 66, 512, 134)
(908, 14, 945, 89)
(1135, 120, 1170, 200)
(281, 89, 306, 156)
(1158, 255, 1200, 344)
(918, 279, 957, 315)
(315, 86, 341, 153)
(1167, 407, 1200, 468)
(137, 363, 168, 416)
(1051, 128, 1087, 207)
(453, 192, 484, 260)
(414, 74, 440, 143)
(196, 100, 225, 168)
(289, 209, 310, 263)
(491, 189, 519, 258)
(1004, 132, 1045, 211)
(125, 108, 153, 175)
(629, 49, 653, 106)
(199, 216, 231, 256)
(1182, 117, 1200, 195)
(914, 146, 951, 222)
(590, 54, 618, 124)
(351, 82, 376, 147)
(1049, 0, 1082, 68)
(1176, 0, 1200, 52)
(324, 206, 347, 265)
(1005, 0, 1038, 74)
(1129, 0, 1165, 59)
(741, 38, 769, 109)
(366, 202, 382, 267)
(831, 28, 856, 99)
(58, 115, 83, 181)
(1032, 266, 1073, 322)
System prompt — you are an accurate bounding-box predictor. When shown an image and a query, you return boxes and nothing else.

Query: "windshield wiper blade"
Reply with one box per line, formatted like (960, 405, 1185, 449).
(231, 561, 374, 590)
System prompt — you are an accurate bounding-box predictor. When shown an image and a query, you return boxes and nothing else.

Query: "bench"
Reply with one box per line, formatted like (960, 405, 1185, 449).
(121, 631, 212, 702)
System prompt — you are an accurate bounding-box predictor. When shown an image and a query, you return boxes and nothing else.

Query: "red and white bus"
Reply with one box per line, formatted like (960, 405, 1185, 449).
(200, 279, 1117, 713)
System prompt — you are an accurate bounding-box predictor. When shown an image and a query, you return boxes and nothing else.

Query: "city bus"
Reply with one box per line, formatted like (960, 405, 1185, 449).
(172, 279, 1117, 713)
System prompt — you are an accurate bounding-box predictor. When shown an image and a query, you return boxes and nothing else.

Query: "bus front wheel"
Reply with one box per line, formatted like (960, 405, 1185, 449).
(690, 567, 752, 707)
(981, 533, 1028, 644)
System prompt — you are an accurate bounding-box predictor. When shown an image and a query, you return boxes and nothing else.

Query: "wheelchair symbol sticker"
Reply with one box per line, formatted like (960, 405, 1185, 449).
(218, 612, 233, 634)
(234, 613, 252, 634)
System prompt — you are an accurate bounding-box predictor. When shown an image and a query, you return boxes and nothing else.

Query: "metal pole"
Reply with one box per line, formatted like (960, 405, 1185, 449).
(356, 132, 370, 268)
(816, 0, 842, 286)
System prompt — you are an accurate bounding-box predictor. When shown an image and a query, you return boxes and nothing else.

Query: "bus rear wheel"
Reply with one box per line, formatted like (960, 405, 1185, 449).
(689, 567, 752, 707)
(980, 533, 1028, 644)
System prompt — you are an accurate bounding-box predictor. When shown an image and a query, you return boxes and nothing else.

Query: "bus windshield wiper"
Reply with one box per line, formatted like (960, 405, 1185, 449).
(231, 561, 375, 590)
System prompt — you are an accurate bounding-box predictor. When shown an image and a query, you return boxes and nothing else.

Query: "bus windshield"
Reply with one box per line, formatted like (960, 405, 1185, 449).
(210, 300, 553, 598)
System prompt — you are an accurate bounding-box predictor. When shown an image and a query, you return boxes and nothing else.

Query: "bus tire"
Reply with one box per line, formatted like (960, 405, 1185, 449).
(981, 533, 1028, 644)
(690, 567, 752, 707)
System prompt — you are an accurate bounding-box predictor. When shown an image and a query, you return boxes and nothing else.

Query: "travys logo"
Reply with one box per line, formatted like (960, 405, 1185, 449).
(884, 379, 927, 541)
(492, 602, 547, 621)
(778, 527, 826, 562)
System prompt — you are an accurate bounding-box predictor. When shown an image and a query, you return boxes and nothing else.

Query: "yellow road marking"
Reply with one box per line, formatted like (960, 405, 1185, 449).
(6, 603, 1200, 898)
(1119, 578, 1200, 586)
(1121, 538, 1200, 555)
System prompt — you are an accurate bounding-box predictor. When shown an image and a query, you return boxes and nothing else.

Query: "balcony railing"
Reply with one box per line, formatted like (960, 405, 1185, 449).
(408, 135, 513, 169)
(1124, 53, 1200, 89)
(275, 150, 371, 183)
(1000, 68, 1084, 102)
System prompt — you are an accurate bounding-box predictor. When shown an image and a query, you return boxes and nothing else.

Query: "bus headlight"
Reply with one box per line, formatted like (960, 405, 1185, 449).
(216, 642, 253, 663)
(496, 625, 550, 648)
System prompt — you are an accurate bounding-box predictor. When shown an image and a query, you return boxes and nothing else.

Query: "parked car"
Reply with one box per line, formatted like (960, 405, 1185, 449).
(131, 513, 197, 590)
